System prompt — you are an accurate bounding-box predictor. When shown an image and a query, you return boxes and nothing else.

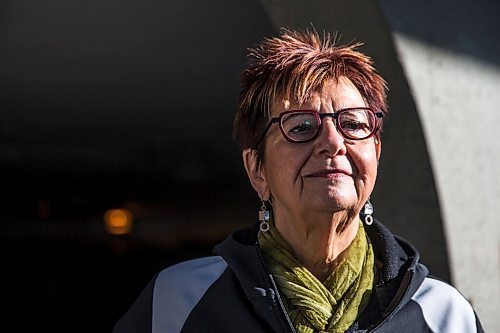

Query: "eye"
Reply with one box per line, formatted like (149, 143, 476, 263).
(281, 113, 319, 140)
(289, 121, 314, 135)
(340, 120, 369, 132)
(338, 109, 374, 138)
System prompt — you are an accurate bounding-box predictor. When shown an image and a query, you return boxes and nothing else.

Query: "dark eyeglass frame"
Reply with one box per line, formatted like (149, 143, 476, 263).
(254, 107, 384, 148)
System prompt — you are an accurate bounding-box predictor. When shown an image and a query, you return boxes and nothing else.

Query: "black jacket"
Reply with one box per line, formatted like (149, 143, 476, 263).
(113, 220, 483, 332)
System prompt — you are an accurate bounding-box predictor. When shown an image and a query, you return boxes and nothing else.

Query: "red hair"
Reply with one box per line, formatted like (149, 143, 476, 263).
(234, 29, 388, 163)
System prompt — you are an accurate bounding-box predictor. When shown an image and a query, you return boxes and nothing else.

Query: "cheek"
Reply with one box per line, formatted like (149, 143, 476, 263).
(263, 145, 310, 193)
(350, 147, 379, 180)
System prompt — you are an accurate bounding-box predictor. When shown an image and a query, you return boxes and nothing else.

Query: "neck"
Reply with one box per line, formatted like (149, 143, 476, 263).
(274, 209, 359, 282)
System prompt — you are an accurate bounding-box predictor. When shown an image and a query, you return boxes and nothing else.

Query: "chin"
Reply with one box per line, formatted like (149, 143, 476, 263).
(326, 187, 358, 209)
(309, 195, 358, 214)
(300, 183, 359, 214)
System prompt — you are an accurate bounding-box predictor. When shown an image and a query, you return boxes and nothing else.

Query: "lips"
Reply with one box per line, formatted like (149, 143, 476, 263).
(305, 168, 353, 178)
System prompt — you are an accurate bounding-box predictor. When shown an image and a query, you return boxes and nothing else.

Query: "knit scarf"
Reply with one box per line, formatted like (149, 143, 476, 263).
(258, 220, 374, 333)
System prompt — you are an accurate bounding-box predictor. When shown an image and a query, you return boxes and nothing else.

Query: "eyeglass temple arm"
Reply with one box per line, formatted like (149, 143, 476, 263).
(254, 118, 279, 149)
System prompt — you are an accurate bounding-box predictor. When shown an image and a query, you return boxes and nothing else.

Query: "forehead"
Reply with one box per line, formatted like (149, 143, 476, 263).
(271, 77, 365, 115)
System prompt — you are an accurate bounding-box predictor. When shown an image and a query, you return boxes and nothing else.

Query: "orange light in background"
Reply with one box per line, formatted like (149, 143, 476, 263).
(104, 209, 133, 235)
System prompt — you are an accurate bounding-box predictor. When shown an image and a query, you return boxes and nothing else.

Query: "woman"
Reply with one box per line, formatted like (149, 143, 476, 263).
(114, 29, 483, 333)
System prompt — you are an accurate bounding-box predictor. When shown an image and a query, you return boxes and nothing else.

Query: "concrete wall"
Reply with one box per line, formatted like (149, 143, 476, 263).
(378, 1, 500, 330)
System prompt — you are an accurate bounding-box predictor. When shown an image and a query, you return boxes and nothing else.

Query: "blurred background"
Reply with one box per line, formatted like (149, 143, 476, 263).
(1, 0, 499, 331)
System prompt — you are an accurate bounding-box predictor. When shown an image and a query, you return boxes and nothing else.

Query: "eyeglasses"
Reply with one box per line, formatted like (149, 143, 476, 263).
(255, 107, 383, 147)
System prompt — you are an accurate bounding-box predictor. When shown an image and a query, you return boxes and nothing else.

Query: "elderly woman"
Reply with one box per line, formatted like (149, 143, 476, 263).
(114, 29, 483, 333)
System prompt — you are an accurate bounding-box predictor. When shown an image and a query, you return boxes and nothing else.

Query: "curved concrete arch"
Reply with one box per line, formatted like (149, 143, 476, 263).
(378, 1, 500, 330)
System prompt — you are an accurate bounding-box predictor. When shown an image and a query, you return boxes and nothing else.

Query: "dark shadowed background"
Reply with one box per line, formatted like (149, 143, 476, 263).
(1, 1, 276, 330)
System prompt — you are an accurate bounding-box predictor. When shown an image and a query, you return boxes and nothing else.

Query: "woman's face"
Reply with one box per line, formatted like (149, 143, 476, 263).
(247, 77, 381, 220)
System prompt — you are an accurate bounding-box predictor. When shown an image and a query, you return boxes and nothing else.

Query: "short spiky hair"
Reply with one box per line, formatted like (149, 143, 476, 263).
(233, 29, 388, 164)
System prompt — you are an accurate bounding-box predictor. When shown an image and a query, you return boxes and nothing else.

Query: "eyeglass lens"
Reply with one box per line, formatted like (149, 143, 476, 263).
(280, 109, 376, 142)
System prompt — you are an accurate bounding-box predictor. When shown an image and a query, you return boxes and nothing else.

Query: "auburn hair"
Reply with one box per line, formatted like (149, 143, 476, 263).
(233, 29, 388, 165)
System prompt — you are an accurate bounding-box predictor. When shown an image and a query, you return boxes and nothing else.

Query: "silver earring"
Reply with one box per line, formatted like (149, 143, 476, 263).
(259, 200, 270, 232)
(362, 198, 374, 225)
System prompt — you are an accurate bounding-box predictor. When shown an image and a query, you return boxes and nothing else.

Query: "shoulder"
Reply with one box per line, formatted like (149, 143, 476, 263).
(113, 256, 229, 333)
(410, 277, 481, 333)
(152, 256, 229, 332)
(154, 255, 229, 298)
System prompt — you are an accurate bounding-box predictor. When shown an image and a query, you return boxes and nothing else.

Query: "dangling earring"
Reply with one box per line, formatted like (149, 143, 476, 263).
(259, 200, 270, 232)
(362, 198, 374, 225)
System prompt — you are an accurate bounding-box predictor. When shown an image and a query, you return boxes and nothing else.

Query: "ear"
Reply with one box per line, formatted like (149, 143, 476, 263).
(242, 149, 270, 200)
(375, 137, 382, 162)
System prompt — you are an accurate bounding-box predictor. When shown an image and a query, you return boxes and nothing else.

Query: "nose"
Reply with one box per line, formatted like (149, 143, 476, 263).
(313, 117, 347, 156)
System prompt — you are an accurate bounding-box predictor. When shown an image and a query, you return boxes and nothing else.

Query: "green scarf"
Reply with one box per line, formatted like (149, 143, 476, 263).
(258, 220, 374, 333)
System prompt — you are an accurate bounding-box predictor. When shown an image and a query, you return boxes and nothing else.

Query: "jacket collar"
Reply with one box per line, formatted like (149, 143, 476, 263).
(213, 224, 296, 332)
(359, 219, 428, 329)
(214, 219, 428, 332)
